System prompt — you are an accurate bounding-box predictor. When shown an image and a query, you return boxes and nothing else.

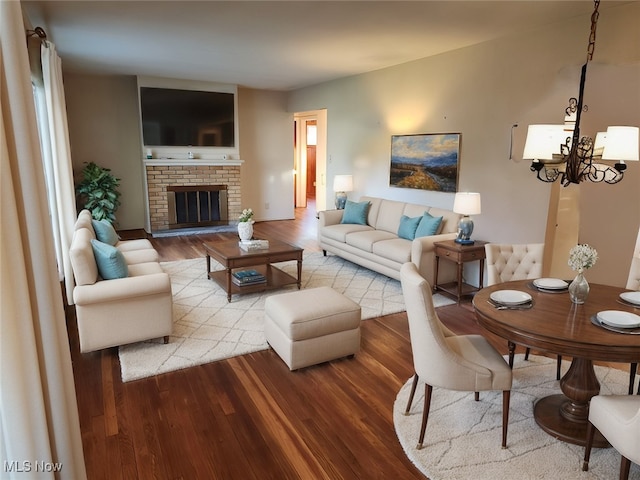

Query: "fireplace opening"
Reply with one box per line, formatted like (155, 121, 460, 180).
(167, 185, 228, 229)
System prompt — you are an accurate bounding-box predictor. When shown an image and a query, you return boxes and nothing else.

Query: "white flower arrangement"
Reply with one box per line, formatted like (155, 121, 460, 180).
(238, 208, 254, 223)
(568, 244, 598, 272)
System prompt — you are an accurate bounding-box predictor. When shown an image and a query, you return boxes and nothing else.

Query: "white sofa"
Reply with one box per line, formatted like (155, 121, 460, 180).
(318, 196, 461, 285)
(69, 210, 172, 353)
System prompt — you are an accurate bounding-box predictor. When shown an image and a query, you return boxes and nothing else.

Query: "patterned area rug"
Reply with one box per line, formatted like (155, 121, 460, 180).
(118, 252, 455, 382)
(394, 354, 640, 480)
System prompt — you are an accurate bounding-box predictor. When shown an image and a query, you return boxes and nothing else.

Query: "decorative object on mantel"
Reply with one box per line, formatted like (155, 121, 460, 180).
(333, 174, 353, 209)
(568, 243, 598, 304)
(523, 0, 639, 186)
(237, 208, 254, 241)
(452, 192, 481, 244)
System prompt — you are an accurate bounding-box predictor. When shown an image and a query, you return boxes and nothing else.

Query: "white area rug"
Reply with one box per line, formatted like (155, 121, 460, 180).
(394, 354, 640, 480)
(119, 252, 455, 382)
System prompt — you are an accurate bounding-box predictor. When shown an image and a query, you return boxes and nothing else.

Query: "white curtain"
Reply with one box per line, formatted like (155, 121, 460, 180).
(1, 2, 87, 479)
(37, 41, 77, 305)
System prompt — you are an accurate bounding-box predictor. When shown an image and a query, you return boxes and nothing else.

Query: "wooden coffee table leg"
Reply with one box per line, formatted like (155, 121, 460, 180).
(226, 267, 232, 302)
(297, 259, 302, 289)
(206, 254, 211, 278)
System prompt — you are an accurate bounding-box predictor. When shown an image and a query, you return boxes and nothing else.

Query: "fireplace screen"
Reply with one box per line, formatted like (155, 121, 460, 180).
(167, 185, 228, 228)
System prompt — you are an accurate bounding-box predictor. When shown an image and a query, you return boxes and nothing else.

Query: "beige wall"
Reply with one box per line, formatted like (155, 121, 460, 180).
(288, 3, 640, 287)
(64, 74, 146, 230)
(238, 88, 294, 221)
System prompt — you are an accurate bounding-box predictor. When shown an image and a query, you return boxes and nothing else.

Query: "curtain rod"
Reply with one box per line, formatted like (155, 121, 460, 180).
(26, 26, 48, 45)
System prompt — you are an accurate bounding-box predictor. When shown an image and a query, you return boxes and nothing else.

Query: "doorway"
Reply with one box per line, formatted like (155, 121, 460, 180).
(293, 109, 327, 211)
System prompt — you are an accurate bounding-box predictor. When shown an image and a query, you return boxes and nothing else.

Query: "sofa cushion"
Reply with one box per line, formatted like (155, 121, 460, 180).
(427, 207, 459, 234)
(322, 224, 373, 243)
(128, 262, 165, 276)
(75, 209, 95, 237)
(92, 219, 120, 245)
(341, 200, 371, 225)
(69, 228, 98, 286)
(91, 239, 129, 280)
(346, 230, 397, 252)
(397, 214, 423, 240)
(372, 238, 413, 264)
(121, 249, 160, 264)
(415, 212, 443, 238)
(375, 200, 407, 234)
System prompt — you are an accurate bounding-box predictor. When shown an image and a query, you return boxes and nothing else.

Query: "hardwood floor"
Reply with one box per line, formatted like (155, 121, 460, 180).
(69, 202, 627, 479)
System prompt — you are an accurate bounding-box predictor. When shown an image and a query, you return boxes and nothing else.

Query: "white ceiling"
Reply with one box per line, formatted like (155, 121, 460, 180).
(22, 1, 617, 91)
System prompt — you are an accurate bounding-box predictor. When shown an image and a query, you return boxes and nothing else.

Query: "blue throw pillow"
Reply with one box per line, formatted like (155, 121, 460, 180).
(92, 219, 119, 246)
(397, 215, 422, 240)
(341, 200, 371, 225)
(415, 212, 443, 238)
(91, 239, 128, 280)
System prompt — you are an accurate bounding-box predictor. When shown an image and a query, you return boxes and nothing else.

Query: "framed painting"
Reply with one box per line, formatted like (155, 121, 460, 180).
(390, 133, 460, 192)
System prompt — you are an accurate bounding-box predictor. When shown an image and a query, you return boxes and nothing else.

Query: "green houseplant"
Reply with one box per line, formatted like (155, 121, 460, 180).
(75, 162, 121, 224)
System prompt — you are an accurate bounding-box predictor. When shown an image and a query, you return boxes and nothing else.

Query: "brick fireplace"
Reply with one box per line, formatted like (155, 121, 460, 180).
(145, 162, 242, 232)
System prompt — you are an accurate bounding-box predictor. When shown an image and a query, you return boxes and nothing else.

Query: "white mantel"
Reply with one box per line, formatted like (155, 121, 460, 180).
(143, 158, 244, 167)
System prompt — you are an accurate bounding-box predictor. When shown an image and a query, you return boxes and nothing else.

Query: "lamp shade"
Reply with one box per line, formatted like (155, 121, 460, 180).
(453, 192, 481, 215)
(601, 126, 639, 161)
(522, 124, 568, 160)
(333, 174, 353, 192)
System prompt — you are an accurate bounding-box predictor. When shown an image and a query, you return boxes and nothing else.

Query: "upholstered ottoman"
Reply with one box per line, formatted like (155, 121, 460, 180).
(264, 286, 361, 370)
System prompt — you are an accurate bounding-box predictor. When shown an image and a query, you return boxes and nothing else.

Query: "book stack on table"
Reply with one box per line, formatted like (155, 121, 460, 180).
(232, 269, 267, 286)
(239, 239, 269, 251)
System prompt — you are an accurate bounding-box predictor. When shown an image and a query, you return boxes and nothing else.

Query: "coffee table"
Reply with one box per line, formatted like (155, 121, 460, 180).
(203, 239, 303, 302)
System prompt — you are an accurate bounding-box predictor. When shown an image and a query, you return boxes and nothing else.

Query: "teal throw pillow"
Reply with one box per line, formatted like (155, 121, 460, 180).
(341, 200, 370, 225)
(397, 215, 422, 240)
(92, 219, 119, 246)
(415, 212, 443, 238)
(91, 239, 128, 280)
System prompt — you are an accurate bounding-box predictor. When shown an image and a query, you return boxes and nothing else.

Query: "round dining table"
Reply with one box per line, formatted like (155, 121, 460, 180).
(473, 279, 640, 447)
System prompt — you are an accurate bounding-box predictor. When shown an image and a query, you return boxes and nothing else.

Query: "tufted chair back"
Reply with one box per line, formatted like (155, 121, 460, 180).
(485, 243, 544, 286)
(626, 227, 640, 291)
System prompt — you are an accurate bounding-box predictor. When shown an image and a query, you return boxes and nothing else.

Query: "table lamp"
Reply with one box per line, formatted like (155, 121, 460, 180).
(333, 175, 353, 209)
(453, 192, 481, 244)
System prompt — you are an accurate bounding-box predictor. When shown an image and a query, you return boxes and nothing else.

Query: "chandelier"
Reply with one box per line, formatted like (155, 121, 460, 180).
(523, 0, 639, 186)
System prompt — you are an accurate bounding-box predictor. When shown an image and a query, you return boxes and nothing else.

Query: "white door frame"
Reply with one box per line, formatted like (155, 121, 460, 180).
(293, 109, 327, 211)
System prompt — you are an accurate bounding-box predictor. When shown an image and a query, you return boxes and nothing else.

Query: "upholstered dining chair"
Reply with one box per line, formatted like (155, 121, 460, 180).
(484, 243, 563, 380)
(582, 395, 640, 479)
(626, 230, 640, 394)
(400, 262, 512, 449)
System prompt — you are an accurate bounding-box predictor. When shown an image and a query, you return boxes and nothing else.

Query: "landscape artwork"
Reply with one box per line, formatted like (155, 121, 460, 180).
(390, 133, 460, 192)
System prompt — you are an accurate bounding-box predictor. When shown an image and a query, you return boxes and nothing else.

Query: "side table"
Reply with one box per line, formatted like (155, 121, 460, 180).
(434, 240, 487, 304)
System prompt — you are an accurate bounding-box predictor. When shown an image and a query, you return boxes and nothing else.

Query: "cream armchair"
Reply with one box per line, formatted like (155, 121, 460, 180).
(400, 262, 512, 449)
(69, 227, 172, 353)
(583, 395, 640, 479)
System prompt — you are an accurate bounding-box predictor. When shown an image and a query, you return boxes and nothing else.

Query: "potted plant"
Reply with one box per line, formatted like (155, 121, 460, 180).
(75, 162, 121, 224)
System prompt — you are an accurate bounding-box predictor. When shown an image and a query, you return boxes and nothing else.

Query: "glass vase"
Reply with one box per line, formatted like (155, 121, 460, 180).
(238, 221, 254, 241)
(568, 271, 589, 304)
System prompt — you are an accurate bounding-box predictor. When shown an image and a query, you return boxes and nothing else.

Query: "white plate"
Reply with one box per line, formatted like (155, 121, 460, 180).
(533, 278, 569, 290)
(490, 290, 532, 306)
(620, 291, 640, 306)
(597, 310, 640, 328)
